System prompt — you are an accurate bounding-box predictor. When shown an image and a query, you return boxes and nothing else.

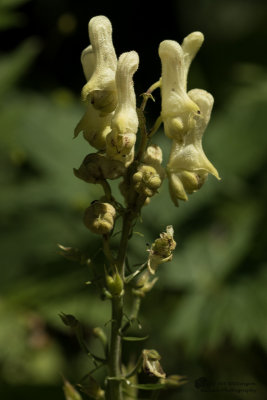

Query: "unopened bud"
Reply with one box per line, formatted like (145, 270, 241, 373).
(106, 131, 136, 165)
(106, 269, 124, 297)
(83, 202, 116, 235)
(74, 153, 125, 183)
(143, 144, 163, 166)
(93, 327, 107, 348)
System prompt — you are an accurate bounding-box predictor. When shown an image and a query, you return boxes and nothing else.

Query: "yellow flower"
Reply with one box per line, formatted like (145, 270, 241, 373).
(81, 15, 117, 114)
(75, 17, 117, 150)
(167, 89, 220, 205)
(159, 32, 204, 141)
(106, 51, 139, 166)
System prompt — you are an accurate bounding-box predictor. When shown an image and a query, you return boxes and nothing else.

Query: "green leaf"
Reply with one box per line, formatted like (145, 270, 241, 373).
(122, 335, 149, 342)
(129, 383, 165, 391)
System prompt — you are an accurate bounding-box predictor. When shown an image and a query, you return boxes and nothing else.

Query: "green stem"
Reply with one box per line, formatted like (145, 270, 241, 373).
(102, 235, 116, 267)
(107, 296, 123, 400)
(117, 211, 135, 277)
(107, 212, 135, 400)
(121, 296, 141, 334)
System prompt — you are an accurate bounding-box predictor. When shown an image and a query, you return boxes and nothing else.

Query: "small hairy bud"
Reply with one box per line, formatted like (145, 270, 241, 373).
(83, 202, 116, 235)
(74, 153, 125, 183)
(133, 165, 162, 197)
(106, 51, 139, 165)
(148, 226, 176, 274)
(81, 16, 117, 114)
(142, 349, 166, 379)
(143, 144, 163, 166)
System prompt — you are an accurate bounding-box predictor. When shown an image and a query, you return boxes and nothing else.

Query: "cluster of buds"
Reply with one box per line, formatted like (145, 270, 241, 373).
(133, 145, 165, 199)
(159, 34, 220, 205)
(147, 226, 176, 274)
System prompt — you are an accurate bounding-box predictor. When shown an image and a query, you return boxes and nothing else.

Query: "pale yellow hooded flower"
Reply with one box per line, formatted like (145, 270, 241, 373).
(159, 32, 204, 141)
(106, 51, 139, 166)
(81, 15, 118, 114)
(74, 16, 117, 150)
(167, 89, 220, 206)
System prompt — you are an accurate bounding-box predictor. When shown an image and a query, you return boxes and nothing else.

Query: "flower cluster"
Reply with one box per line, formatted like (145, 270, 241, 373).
(74, 15, 219, 218)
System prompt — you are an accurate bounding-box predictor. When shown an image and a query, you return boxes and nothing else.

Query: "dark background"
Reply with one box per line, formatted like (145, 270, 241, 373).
(1, 0, 267, 399)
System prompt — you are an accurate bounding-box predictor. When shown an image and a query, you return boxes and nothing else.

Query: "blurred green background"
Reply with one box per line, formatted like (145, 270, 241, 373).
(1, 0, 267, 399)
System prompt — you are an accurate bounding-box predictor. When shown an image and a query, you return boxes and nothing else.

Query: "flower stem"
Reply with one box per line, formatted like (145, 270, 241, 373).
(107, 211, 135, 400)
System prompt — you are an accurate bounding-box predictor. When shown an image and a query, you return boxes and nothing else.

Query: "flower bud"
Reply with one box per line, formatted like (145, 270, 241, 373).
(83, 202, 116, 235)
(106, 268, 124, 297)
(81, 16, 117, 114)
(106, 51, 139, 165)
(142, 349, 166, 379)
(74, 153, 125, 183)
(143, 144, 163, 166)
(93, 327, 107, 348)
(148, 226, 176, 274)
(133, 165, 162, 197)
(106, 131, 136, 165)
